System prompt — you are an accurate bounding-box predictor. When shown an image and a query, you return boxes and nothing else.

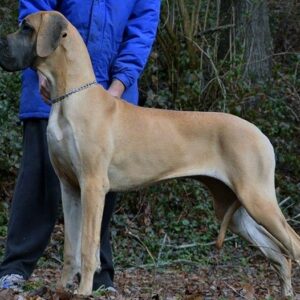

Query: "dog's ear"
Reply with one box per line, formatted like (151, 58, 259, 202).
(36, 13, 68, 58)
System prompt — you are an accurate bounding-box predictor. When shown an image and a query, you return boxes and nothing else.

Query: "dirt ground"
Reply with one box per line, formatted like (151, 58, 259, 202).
(0, 245, 299, 299)
(0, 197, 299, 300)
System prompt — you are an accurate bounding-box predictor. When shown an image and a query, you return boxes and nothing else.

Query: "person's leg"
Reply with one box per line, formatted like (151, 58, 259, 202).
(0, 119, 60, 279)
(93, 192, 117, 290)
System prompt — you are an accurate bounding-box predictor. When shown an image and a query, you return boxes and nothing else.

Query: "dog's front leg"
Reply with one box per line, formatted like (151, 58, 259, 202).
(60, 182, 82, 289)
(77, 178, 108, 296)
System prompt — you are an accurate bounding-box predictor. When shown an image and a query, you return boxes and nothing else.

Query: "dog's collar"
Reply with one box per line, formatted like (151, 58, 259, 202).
(49, 80, 98, 104)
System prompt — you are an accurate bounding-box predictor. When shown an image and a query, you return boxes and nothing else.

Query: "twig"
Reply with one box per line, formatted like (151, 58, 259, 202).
(197, 23, 235, 36)
(166, 236, 291, 259)
(287, 213, 300, 223)
(128, 231, 156, 267)
(285, 105, 300, 121)
(289, 219, 300, 225)
(123, 259, 203, 271)
(50, 255, 63, 264)
(166, 236, 237, 250)
(200, 0, 211, 72)
(243, 51, 300, 67)
(232, 4, 236, 64)
(279, 196, 291, 207)
(224, 282, 248, 299)
(291, 213, 300, 220)
(192, 0, 202, 37)
(213, 0, 221, 61)
(157, 233, 168, 264)
(187, 37, 227, 104)
(160, 0, 170, 29)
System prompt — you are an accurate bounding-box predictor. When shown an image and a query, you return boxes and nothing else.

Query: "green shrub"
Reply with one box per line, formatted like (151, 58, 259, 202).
(0, 71, 22, 175)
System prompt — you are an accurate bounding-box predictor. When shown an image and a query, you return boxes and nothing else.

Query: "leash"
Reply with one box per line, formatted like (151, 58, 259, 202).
(48, 80, 98, 104)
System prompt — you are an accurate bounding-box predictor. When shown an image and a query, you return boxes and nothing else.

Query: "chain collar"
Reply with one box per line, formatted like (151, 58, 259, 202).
(49, 80, 98, 104)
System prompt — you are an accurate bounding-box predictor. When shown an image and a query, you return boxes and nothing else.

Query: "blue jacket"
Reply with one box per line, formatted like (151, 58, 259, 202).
(19, 0, 160, 119)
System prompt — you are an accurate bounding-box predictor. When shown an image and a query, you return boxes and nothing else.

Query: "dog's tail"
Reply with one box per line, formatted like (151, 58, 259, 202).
(216, 200, 240, 249)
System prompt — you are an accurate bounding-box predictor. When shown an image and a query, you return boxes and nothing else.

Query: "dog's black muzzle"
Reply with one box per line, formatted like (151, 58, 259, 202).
(0, 37, 16, 72)
(0, 33, 36, 72)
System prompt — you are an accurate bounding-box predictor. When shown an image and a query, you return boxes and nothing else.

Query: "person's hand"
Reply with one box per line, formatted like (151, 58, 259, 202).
(38, 71, 51, 101)
(107, 79, 125, 98)
(38, 75, 126, 101)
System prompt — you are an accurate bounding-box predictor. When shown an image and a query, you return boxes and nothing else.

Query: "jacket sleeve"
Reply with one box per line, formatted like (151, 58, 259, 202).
(19, 0, 59, 22)
(111, 0, 161, 89)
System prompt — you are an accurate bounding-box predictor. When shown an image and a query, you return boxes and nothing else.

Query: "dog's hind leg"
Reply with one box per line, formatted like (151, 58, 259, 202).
(77, 177, 108, 296)
(231, 207, 293, 297)
(60, 182, 82, 289)
(225, 137, 300, 262)
(200, 177, 294, 296)
(236, 187, 300, 262)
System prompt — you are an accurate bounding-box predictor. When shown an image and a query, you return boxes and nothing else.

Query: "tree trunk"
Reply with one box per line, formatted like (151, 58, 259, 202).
(234, 0, 273, 83)
(217, 0, 233, 61)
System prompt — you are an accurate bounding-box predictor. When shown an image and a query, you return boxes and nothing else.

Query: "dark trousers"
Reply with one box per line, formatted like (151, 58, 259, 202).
(0, 119, 117, 289)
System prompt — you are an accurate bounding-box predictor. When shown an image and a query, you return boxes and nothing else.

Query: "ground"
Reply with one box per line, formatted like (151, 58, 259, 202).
(0, 180, 300, 299)
(1, 257, 300, 299)
(0, 225, 299, 300)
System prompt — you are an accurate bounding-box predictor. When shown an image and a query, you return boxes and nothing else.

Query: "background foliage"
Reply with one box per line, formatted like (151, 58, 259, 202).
(0, 0, 299, 272)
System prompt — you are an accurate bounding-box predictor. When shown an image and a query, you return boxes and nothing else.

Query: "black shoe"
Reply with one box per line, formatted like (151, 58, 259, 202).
(92, 270, 115, 291)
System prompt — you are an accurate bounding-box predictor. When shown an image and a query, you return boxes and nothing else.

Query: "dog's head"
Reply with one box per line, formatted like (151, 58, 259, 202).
(0, 11, 68, 72)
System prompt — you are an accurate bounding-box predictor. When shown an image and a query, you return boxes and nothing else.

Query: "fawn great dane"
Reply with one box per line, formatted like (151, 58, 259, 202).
(0, 11, 299, 297)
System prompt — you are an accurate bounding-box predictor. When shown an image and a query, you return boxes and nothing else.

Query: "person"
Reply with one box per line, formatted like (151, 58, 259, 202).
(0, 0, 160, 292)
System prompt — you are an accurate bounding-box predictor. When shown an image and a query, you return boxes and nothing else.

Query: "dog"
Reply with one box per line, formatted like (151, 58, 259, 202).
(0, 11, 299, 297)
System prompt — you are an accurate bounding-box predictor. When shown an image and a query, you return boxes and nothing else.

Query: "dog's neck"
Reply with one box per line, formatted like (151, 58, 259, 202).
(36, 25, 97, 101)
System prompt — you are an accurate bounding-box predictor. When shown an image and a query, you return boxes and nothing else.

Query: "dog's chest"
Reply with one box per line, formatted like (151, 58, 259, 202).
(47, 116, 80, 183)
